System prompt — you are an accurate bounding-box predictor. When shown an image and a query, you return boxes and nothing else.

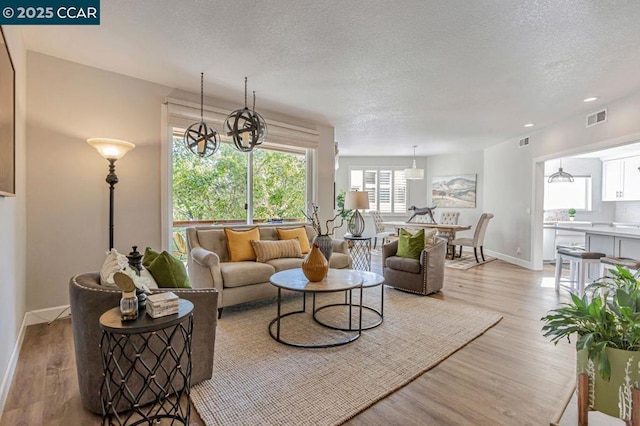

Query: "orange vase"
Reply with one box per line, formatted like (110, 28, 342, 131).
(302, 244, 329, 282)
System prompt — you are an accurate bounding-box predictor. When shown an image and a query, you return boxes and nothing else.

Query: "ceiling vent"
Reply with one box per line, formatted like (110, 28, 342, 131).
(586, 108, 607, 128)
(518, 136, 530, 148)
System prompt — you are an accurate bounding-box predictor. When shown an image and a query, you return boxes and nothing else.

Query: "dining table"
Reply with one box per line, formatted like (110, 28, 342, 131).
(380, 221, 472, 258)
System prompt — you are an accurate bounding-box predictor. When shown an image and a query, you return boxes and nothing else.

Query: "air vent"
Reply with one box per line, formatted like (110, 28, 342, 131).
(586, 108, 607, 127)
(518, 136, 530, 148)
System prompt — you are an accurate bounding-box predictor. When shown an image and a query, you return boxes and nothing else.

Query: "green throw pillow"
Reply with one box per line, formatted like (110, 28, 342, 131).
(146, 251, 192, 288)
(142, 247, 160, 269)
(396, 228, 425, 259)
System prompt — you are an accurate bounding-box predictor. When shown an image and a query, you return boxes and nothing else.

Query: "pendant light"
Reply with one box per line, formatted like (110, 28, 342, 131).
(224, 77, 267, 152)
(548, 159, 574, 183)
(404, 145, 424, 180)
(184, 73, 220, 158)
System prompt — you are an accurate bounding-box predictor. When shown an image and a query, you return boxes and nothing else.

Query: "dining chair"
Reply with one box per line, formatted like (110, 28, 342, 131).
(369, 211, 394, 249)
(437, 211, 460, 258)
(450, 213, 494, 263)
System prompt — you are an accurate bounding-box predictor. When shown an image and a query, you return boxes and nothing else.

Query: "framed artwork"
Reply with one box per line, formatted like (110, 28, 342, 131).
(432, 174, 476, 208)
(0, 26, 15, 197)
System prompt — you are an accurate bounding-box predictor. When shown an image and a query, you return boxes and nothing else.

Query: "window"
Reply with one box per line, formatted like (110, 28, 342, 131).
(171, 130, 307, 235)
(349, 168, 407, 214)
(544, 176, 592, 211)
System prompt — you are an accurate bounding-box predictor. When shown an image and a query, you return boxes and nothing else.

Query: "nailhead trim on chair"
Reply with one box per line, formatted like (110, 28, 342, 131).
(71, 274, 218, 294)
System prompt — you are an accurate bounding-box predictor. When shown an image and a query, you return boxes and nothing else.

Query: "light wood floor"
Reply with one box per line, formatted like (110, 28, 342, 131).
(1, 255, 574, 425)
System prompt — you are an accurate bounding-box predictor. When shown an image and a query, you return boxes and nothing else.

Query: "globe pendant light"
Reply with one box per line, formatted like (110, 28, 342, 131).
(548, 159, 574, 183)
(224, 77, 267, 152)
(404, 145, 424, 180)
(184, 73, 220, 157)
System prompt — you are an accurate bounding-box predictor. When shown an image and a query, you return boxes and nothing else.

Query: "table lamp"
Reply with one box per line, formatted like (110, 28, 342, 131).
(345, 190, 370, 237)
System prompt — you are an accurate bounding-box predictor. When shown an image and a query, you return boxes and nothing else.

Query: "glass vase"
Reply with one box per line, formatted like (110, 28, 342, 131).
(120, 291, 138, 321)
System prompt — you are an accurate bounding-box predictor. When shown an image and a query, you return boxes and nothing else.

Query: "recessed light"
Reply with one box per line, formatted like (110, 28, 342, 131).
(524, 123, 534, 128)
(583, 97, 598, 102)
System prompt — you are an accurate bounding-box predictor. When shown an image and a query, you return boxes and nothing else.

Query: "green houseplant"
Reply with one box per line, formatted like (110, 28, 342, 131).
(541, 266, 640, 419)
(568, 208, 576, 220)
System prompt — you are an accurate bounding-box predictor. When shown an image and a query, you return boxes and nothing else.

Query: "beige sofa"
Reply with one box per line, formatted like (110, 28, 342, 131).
(186, 224, 352, 317)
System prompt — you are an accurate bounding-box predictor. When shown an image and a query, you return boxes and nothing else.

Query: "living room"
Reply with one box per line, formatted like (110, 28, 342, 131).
(2, 2, 640, 425)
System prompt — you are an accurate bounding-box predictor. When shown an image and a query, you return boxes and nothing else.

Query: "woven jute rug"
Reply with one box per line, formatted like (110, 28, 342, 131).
(191, 287, 502, 426)
(445, 254, 496, 270)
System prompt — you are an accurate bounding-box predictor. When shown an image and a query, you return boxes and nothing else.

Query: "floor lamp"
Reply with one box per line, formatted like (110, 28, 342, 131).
(87, 138, 135, 250)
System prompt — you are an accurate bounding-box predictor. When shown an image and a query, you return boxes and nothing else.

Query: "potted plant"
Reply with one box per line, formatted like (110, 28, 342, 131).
(568, 208, 576, 221)
(541, 266, 640, 420)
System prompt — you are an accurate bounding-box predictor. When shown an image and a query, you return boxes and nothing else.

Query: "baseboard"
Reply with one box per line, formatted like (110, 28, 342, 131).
(0, 305, 71, 416)
(24, 304, 71, 326)
(0, 314, 28, 417)
(484, 250, 533, 270)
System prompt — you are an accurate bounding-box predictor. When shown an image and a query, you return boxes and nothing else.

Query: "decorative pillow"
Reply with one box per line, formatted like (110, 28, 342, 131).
(146, 251, 191, 288)
(396, 228, 425, 259)
(250, 239, 303, 263)
(277, 227, 311, 254)
(142, 247, 160, 268)
(424, 228, 438, 247)
(224, 227, 260, 261)
(99, 249, 129, 286)
(101, 248, 160, 289)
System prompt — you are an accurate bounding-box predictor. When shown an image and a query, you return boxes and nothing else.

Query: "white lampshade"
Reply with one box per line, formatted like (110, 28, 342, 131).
(344, 191, 370, 210)
(87, 138, 135, 160)
(405, 145, 424, 180)
(405, 164, 425, 180)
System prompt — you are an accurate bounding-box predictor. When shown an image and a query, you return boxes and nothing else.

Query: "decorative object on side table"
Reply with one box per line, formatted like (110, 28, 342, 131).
(87, 137, 135, 250)
(541, 266, 640, 422)
(113, 272, 138, 321)
(302, 203, 343, 261)
(301, 244, 329, 282)
(344, 190, 370, 237)
(147, 292, 180, 318)
(126, 245, 147, 309)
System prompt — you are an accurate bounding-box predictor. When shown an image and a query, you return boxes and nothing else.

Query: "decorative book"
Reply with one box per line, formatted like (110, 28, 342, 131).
(147, 292, 179, 318)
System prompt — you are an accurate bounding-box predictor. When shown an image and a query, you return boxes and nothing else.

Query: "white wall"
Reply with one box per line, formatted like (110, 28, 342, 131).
(26, 52, 335, 311)
(485, 90, 640, 269)
(0, 27, 27, 409)
(615, 201, 640, 223)
(426, 150, 484, 236)
(26, 53, 172, 311)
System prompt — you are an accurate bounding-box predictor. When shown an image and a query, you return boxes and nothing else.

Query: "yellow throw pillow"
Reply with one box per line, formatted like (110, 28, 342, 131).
(277, 227, 311, 254)
(250, 239, 303, 263)
(224, 227, 260, 262)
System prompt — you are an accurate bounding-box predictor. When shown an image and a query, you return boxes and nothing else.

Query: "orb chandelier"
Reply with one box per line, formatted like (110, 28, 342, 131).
(548, 159, 574, 183)
(224, 77, 267, 152)
(184, 73, 220, 158)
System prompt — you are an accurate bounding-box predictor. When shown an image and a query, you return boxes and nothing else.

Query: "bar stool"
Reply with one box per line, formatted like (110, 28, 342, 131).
(555, 248, 605, 296)
(600, 256, 640, 276)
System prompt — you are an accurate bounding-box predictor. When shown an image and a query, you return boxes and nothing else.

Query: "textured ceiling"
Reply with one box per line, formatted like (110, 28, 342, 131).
(21, 0, 640, 156)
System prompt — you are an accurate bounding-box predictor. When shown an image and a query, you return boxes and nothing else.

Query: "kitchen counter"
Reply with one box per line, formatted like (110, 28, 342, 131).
(554, 225, 640, 240)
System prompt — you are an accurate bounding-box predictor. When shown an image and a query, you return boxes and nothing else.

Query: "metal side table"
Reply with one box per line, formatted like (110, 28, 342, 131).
(344, 235, 372, 271)
(99, 299, 193, 425)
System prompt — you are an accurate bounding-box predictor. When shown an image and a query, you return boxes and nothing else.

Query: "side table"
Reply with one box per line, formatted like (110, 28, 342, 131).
(344, 235, 372, 271)
(99, 299, 194, 425)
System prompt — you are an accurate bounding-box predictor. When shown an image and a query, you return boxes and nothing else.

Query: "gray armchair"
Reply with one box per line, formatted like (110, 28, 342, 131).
(382, 238, 447, 295)
(69, 273, 218, 414)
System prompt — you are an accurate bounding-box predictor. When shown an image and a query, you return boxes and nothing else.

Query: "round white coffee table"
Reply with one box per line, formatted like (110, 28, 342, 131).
(269, 268, 364, 348)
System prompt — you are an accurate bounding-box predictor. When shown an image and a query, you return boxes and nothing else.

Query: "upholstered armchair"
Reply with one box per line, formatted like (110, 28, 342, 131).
(69, 273, 218, 414)
(382, 238, 447, 295)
